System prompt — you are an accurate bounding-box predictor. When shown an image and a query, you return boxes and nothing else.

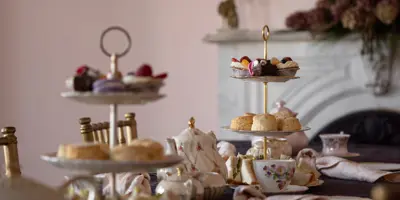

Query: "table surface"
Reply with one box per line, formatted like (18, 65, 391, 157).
(150, 143, 400, 199)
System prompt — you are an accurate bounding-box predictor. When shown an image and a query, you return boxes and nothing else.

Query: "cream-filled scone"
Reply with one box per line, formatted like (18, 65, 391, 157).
(230, 116, 253, 131)
(111, 139, 164, 161)
(281, 117, 302, 131)
(57, 143, 110, 160)
(251, 114, 277, 131)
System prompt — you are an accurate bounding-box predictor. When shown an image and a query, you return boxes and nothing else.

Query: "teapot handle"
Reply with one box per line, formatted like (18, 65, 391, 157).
(58, 176, 102, 200)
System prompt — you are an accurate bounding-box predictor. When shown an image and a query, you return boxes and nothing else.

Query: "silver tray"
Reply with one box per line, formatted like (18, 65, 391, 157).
(221, 126, 310, 137)
(230, 75, 299, 83)
(41, 153, 183, 173)
(61, 92, 165, 105)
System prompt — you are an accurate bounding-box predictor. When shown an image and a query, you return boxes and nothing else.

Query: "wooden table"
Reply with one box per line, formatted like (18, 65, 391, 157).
(150, 142, 400, 199)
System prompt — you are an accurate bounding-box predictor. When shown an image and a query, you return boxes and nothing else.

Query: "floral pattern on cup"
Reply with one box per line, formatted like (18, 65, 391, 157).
(262, 164, 295, 190)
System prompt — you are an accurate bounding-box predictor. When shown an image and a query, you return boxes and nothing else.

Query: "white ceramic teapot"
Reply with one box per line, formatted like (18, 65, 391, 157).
(165, 118, 227, 179)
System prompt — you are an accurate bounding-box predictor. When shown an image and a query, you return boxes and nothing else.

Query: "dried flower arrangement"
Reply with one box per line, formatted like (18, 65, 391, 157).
(285, 0, 399, 58)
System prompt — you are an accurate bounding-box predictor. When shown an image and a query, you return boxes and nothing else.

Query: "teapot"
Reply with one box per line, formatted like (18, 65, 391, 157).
(270, 100, 298, 117)
(155, 167, 202, 200)
(246, 137, 292, 159)
(163, 117, 227, 179)
(0, 127, 100, 200)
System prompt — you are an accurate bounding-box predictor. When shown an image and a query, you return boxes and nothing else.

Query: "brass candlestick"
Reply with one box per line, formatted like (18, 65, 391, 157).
(0, 127, 21, 177)
(262, 25, 270, 160)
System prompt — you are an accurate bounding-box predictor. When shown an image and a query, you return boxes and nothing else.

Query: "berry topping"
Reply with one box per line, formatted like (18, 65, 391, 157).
(240, 56, 252, 63)
(76, 65, 89, 76)
(154, 73, 168, 79)
(231, 58, 240, 62)
(135, 64, 153, 77)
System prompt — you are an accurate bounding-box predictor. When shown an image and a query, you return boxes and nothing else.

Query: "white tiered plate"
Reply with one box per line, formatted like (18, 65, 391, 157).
(41, 153, 183, 173)
(61, 92, 165, 105)
(230, 75, 299, 83)
(221, 126, 310, 137)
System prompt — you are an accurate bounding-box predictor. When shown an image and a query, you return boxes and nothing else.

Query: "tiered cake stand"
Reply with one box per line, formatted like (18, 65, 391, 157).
(40, 26, 182, 198)
(222, 25, 310, 160)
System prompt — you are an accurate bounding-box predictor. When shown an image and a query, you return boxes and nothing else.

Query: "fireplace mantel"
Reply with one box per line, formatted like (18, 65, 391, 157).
(205, 29, 400, 141)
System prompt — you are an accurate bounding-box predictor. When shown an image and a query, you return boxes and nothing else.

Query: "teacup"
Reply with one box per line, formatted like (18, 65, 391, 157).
(252, 159, 296, 192)
(319, 133, 350, 155)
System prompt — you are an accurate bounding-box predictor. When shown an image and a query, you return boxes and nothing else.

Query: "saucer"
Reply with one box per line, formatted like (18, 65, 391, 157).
(263, 185, 309, 194)
(321, 152, 360, 158)
(306, 180, 324, 187)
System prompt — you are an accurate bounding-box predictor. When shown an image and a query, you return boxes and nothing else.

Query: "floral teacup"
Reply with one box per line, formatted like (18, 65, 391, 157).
(319, 133, 350, 155)
(252, 159, 296, 192)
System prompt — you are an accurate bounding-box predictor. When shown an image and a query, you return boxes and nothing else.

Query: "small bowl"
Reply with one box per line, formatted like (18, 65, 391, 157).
(277, 67, 299, 76)
(319, 133, 350, 155)
(231, 67, 250, 77)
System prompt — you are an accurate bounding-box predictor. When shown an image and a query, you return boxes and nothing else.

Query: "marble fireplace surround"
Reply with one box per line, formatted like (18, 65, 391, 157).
(204, 30, 400, 141)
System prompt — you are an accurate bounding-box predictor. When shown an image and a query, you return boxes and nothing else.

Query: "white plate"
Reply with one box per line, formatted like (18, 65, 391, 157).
(230, 75, 299, 83)
(221, 126, 311, 137)
(61, 91, 165, 105)
(322, 152, 360, 158)
(229, 184, 262, 191)
(41, 153, 183, 173)
(306, 179, 324, 187)
(360, 162, 400, 171)
(264, 185, 308, 194)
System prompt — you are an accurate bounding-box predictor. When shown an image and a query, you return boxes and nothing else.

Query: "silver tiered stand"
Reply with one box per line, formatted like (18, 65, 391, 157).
(222, 25, 310, 160)
(40, 26, 182, 198)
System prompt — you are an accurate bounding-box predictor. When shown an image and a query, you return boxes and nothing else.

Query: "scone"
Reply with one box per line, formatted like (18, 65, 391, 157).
(281, 117, 302, 131)
(251, 114, 277, 131)
(57, 143, 110, 160)
(111, 139, 164, 161)
(230, 116, 253, 130)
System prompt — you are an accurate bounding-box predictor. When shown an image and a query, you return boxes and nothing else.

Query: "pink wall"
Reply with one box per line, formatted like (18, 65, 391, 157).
(0, 0, 315, 186)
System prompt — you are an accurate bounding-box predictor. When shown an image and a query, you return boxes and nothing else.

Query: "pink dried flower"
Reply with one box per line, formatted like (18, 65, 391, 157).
(316, 0, 335, 9)
(356, 0, 378, 11)
(341, 7, 377, 30)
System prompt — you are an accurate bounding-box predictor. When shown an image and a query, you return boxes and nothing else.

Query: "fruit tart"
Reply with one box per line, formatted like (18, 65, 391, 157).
(275, 57, 300, 76)
(230, 56, 251, 77)
(123, 64, 167, 94)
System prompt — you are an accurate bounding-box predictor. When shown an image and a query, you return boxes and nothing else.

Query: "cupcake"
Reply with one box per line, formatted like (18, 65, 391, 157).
(276, 57, 299, 76)
(249, 59, 278, 76)
(231, 56, 251, 77)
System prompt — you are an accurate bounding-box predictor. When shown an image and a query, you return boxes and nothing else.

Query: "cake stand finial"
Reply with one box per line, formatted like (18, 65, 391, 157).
(262, 25, 270, 60)
(188, 117, 195, 129)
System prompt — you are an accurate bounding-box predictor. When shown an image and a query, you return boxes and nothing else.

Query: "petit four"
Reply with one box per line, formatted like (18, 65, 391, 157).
(93, 79, 126, 93)
(230, 115, 253, 131)
(276, 57, 300, 76)
(231, 57, 251, 77)
(111, 139, 164, 161)
(249, 59, 278, 76)
(57, 143, 110, 160)
(66, 65, 105, 92)
(251, 114, 278, 131)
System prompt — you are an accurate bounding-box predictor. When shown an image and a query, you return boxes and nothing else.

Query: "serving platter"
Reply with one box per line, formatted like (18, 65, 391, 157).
(61, 92, 165, 105)
(41, 153, 182, 174)
(221, 126, 310, 137)
(230, 75, 299, 83)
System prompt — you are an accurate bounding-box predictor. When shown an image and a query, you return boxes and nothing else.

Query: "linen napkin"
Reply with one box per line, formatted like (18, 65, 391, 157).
(297, 148, 391, 183)
(233, 186, 371, 200)
(217, 141, 237, 161)
(291, 149, 321, 186)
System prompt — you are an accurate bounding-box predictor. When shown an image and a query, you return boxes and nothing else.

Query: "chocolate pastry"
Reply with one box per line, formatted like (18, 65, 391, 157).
(73, 75, 95, 92)
(251, 59, 278, 76)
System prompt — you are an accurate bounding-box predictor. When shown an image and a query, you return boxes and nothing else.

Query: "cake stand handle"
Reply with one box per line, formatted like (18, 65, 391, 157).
(109, 103, 118, 197)
(262, 25, 270, 60)
(262, 24, 270, 160)
(100, 26, 132, 58)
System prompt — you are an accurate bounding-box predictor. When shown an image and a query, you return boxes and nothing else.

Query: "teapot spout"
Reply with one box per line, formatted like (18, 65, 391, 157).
(166, 138, 178, 155)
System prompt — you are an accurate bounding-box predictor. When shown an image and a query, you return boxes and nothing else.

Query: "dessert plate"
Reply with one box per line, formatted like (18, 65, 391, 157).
(230, 75, 299, 83)
(41, 153, 183, 174)
(307, 180, 324, 187)
(264, 185, 308, 194)
(221, 126, 311, 137)
(61, 92, 165, 105)
(321, 152, 360, 158)
(360, 162, 400, 171)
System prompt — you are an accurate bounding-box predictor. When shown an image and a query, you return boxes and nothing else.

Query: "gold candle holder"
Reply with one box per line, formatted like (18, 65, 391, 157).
(0, 127, 21, 177)
(79, 117, 94, 142)
(103, 122, 110, 144)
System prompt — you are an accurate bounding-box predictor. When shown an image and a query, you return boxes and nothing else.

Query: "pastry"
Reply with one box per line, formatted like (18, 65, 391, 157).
(57, 143, 110, 160)
(276, 57, 300, 76)
(111, 139, 164, 161)
(270, 101, 298, 117)
(251, 114, 278, 131)
(230, 116, 253, 130)
(66, 65, 106, 92)
(231, 57, 250, 77)
(281, 117, 302, 131)
(93, 79, 126, 93)
(123, 64, 167, 93)
(249, 59, 278, 76)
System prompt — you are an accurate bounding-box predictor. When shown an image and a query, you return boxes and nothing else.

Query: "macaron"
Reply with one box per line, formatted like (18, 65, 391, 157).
(93, 79, 126, 93)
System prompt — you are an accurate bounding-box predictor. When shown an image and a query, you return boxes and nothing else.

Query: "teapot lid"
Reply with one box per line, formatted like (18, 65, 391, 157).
(0, 176, 65, 200)
(270, 100, 297, 117)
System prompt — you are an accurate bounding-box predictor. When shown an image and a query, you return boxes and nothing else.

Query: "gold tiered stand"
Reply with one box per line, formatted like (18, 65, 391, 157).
(224, 25, 309, 160)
